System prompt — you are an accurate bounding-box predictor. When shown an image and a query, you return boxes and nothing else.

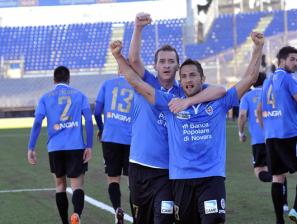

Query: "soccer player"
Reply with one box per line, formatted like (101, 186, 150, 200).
(94, 75, 134, 224)
(111, 30, 264, 223)
(127, 12, 226, 224)
(238, 72, 271, 181)
(257, 46, 297, 224)
(27, 66, 93, 224)
(238, 72, 288, 212)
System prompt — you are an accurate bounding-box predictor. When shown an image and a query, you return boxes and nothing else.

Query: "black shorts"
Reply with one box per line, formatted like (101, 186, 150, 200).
(266, 137, 297, 175)
(49, 149, 88, 178)
(172, 176, 226, 224)
(102, 142, 130, 176)
(129, 162, 174, 224)
(252, 143, 268, 168)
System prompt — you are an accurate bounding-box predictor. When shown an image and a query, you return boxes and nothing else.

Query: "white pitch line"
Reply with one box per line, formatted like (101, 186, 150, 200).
(66, 187, 133, 223)
(0, 187, 133, 223)
(0, 188, 55, 193)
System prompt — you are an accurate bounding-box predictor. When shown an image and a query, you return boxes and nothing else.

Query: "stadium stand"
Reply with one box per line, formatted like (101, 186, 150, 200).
(0, 19, 184, 73)
(187, 9, 297, 60)
(0, 74, 116, 109)
(1, 9, 296, 74)
(0, 23, 112, 72)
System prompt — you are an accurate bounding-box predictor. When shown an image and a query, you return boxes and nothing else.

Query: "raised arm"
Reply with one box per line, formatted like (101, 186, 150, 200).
(235, 32, 264, 99)
(129, 12, 152, 78)
(169, 85, 226, 113)
(112, 40, 155, 104)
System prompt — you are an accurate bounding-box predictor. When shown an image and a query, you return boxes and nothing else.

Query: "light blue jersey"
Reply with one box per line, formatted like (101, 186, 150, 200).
(261, 68, 297, 139)
(95, 77, 134, 145)
(31, 84, 92, 152)
(240, 88, 265, 145)
(155, 87, 239, 179)
(130, 70, 182, 168)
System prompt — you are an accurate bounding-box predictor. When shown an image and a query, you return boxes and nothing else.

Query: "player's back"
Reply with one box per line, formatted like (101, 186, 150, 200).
(240, 88, 265, 145)
(97, 76, 134, 145)
(37, 84, 89, 151)
(261, 68, 297, 139)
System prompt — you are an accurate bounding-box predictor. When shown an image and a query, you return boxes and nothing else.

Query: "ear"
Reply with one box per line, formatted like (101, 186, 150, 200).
(154, 64, 157, 71)
(202, 75, 206, 83)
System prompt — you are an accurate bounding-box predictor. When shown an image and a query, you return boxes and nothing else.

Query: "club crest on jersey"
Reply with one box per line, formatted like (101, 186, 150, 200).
(176, 111, 191, 120)
(205, 106, 213, 115)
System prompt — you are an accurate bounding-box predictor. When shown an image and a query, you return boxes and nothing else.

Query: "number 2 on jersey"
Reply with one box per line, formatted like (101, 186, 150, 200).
(267, 84, 275, 108)
(58, 96, 72, 121)
(111, 87, 133, 113)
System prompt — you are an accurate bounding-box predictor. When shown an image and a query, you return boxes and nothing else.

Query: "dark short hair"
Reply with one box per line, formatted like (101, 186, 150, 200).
(154, 44, 179, 65)
(54, 66, 70, 83)
(276, 46, 297, 65)
(253, 72, 266, 87)
(180, 58, 204, 78)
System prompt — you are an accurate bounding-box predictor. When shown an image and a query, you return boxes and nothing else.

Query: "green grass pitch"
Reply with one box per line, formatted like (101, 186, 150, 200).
(0, 122, 295, 223)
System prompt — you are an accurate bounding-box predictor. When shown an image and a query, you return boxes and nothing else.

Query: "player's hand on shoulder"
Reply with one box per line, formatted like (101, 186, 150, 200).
(168, 98, 190, 114)
(110, 40, 122, 58)
(83, 148, 92, 163)
(135, 12, 152, 28)
(27, 150, 37, 165)
(251, 32, 264, 46)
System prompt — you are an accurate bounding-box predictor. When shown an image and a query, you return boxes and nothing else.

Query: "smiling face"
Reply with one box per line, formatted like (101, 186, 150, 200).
(180, 63, 205, 97)
(154, 50, 179, 83)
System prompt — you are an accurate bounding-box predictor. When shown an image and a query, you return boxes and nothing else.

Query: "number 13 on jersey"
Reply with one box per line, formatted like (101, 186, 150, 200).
(111, 87, 134, 113)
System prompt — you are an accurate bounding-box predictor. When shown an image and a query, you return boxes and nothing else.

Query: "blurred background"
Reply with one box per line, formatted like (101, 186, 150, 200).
(0, 0, 296, 117)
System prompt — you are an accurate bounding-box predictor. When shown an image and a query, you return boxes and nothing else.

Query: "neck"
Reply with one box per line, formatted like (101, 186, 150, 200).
(158, 77, 175, 90)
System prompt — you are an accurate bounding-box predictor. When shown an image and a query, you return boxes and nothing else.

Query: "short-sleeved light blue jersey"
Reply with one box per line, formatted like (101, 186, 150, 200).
(155, 87, 239, 179)
(95, 77, 134, 145)
(240, 88, 265, 145)
(130, 70, 182, 168)
(261, 68, 297, 139)
(34, 84, 91, 152)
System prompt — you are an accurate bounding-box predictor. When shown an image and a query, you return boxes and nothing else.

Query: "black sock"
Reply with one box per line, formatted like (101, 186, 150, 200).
(258, 171, 272, 182)
(56, 192, 69, 224)
(108, 182, 121, 210)
(272, 183, 284, 224)
(72, 189, 85, 217)
(283, 178, 288, 205)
